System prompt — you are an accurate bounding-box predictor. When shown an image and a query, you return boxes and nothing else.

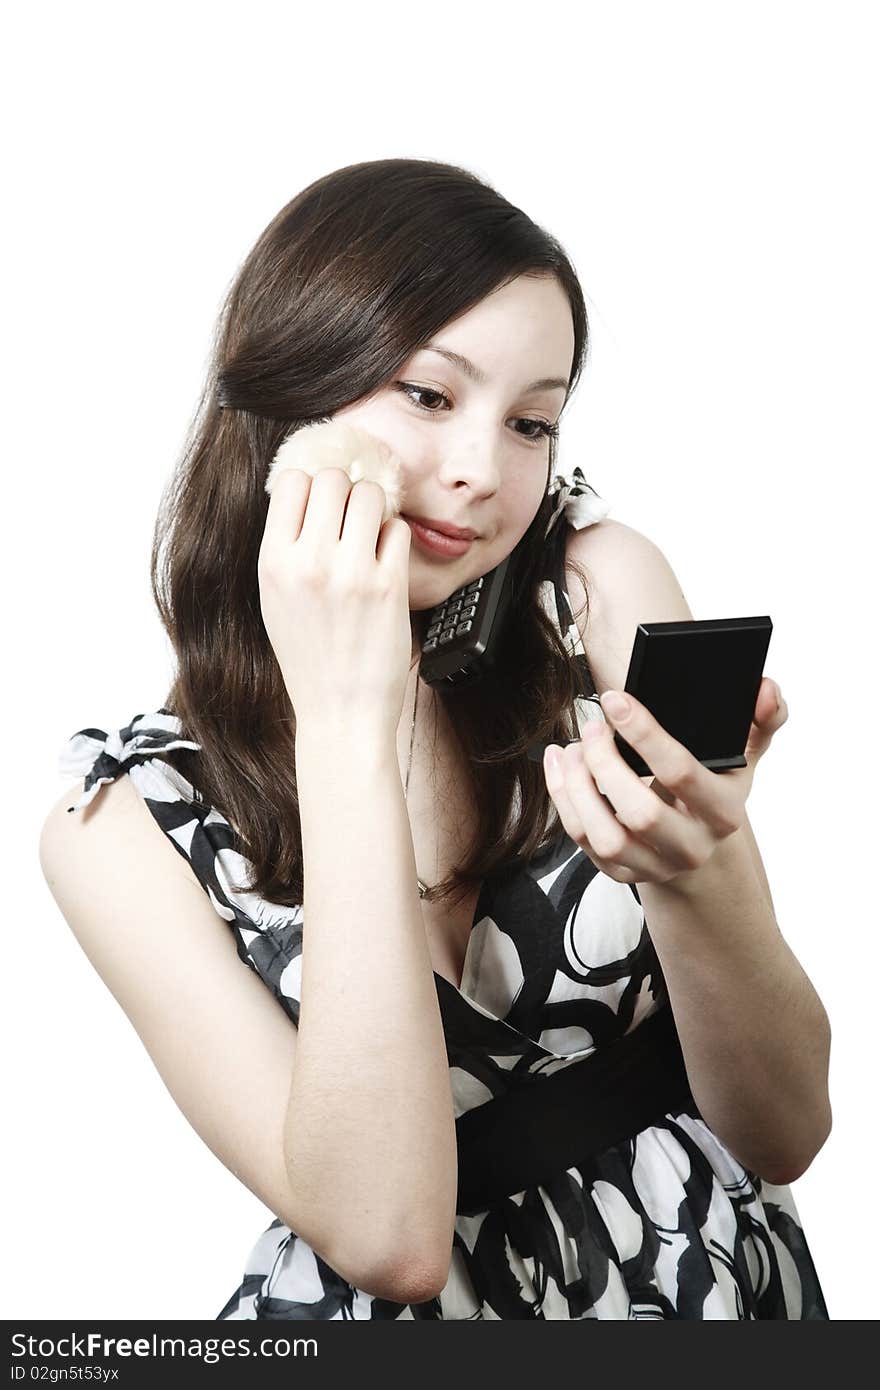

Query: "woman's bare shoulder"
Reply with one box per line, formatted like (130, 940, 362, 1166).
(563, 518, 694, 695)
(40, 772, 199, 890)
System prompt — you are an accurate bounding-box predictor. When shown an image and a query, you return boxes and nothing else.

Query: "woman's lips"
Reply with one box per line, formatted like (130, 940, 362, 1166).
(403, 517, 474, 558)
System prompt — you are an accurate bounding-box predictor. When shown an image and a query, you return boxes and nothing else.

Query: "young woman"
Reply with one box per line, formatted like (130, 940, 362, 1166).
(40, 157, 831, 1320)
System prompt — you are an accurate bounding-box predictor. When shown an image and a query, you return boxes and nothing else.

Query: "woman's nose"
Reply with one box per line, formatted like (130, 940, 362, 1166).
(434, 432, 504, 492)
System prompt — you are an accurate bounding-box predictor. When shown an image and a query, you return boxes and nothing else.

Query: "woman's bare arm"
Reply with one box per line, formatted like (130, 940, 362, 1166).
(286, 721, 458, 1298)
(38, 768, 454, 1305)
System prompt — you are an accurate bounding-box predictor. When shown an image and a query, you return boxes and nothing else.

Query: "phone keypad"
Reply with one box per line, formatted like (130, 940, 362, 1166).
(423, 577, 485, 654)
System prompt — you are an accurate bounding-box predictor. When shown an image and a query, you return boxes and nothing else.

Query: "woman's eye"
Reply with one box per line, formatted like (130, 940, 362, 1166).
(515, 419, 555, 442)
(395, 381, 558, 446)
(395, 382, 449, 412)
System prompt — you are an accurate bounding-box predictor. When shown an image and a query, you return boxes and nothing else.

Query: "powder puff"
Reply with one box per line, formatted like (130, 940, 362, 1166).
(264, 420, 404, 523)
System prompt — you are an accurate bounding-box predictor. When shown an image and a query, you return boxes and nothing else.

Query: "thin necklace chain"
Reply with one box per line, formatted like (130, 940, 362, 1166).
(404, 664, 433, 899)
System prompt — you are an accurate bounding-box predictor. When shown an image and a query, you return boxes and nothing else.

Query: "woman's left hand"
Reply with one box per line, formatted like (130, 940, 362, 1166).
(543, 676, 788, 886)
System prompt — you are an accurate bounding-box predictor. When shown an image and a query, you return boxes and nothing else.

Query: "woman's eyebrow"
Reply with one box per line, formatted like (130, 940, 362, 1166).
(420, 343, 569, 395)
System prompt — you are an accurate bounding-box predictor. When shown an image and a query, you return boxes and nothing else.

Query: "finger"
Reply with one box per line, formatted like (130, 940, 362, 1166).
(339, 478, 391, 558)
(598, 691, 741, 839)
(261, 465, 313, 551)
(546, 740, 669, 882)
(376, 513, 413, 570)
(297, 467, 352, 546)
(756, 676, 786, 726)
(579, 723, 709, 872)
(744, 677, 788, 765)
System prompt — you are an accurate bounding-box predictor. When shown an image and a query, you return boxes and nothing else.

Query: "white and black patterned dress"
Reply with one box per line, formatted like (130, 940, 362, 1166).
(58, 536, 830, 1320)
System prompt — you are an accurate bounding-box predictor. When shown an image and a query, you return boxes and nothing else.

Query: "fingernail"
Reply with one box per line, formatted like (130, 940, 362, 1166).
(600, 690, 630, 720)
(771, 679, 782, 710)
(544, 745, 563, 775)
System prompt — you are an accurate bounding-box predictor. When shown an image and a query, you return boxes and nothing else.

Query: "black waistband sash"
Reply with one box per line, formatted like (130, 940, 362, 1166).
(455, 1004, 700, 1215)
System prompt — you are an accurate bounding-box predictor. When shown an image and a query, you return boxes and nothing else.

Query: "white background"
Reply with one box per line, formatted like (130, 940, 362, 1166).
(4, 0, 876, 1320)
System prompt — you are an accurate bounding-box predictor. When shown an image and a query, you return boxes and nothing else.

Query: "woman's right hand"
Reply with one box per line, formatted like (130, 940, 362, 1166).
(257, 467, 414, 737)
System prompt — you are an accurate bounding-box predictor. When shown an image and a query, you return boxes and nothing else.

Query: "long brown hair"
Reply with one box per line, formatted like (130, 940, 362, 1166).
(151, 157, 595, 909)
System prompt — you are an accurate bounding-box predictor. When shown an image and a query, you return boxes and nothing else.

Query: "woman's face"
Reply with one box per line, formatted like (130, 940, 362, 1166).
(332, 272, 575, 615)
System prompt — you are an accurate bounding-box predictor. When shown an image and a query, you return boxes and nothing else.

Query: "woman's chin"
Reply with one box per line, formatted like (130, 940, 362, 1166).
(409, 589, 458, 617)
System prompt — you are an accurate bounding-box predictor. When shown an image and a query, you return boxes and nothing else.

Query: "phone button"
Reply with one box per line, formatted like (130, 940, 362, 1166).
(439, 630, 456, 645)
(455, 620, 473, 637)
